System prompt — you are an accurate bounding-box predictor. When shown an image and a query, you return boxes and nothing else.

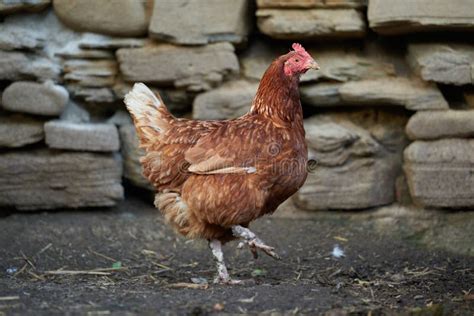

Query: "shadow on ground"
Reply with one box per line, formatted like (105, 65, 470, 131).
(0, 196, 473, 315)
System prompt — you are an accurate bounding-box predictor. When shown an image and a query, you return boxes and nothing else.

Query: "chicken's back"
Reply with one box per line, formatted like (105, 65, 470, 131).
(142, 117, 225, 192)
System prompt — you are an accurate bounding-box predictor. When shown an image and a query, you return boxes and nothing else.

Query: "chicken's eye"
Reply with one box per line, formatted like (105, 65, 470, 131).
(295, 58, 300, 63)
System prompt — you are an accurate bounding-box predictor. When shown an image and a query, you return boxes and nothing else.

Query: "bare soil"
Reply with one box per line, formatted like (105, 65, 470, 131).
(0, 194, 473, 315)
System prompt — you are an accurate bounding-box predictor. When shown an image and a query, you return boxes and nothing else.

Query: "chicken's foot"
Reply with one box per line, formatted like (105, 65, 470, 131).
(209, 239, 241, 285)
(232, 225, 281, 260)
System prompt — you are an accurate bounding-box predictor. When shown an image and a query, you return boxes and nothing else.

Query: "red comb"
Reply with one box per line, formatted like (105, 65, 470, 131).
(292, 43, 306, 53)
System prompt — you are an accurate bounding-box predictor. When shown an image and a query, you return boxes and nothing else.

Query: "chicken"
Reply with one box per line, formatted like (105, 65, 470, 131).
(124, 43, 319, 284)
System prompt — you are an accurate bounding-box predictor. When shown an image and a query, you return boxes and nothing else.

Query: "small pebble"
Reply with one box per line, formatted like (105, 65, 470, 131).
(6, 267, 17, 274)
(213, 303, 224, 311)
(191, 277, 208, 285)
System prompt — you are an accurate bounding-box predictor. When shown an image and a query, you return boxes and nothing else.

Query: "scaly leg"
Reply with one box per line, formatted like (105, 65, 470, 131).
(232, 225, 281, 260)
(209, 239, 241, 284)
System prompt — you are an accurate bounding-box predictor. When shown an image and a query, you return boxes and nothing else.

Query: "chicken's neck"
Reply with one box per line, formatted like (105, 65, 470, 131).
(250, 63, 303, 128)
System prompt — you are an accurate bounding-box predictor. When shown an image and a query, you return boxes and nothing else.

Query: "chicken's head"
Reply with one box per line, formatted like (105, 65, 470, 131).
(283, 43, 319, 77)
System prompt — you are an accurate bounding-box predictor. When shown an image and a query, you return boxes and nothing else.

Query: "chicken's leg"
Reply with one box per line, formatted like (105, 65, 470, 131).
(209, 239, 241, 284)
(232, 225, 281, 260)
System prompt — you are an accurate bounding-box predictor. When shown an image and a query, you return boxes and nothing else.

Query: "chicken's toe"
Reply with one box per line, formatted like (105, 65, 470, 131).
(232, 225, 281, 260)
(249, 239, 280, 260)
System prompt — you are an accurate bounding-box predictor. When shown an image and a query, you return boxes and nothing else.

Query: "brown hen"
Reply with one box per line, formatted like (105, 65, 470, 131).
(124, 43, 319, 284)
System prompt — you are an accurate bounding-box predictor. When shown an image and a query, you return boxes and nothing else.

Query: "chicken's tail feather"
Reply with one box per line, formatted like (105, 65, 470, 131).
(155, 192, 197, 238)
(124, 83, 172, 150)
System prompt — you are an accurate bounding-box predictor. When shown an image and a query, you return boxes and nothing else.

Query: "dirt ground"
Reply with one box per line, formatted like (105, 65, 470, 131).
(0, 193, 473, 315)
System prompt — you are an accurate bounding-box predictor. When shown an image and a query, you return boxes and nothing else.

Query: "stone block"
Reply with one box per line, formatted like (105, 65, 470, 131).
(257, 9, 366, 39)
(44, 121, 120, 152)
(0, 115, 44, 148)
(406, 110, 474, 140)
(53, 0, 149, 37)
(404, 139, 474, 208)
(2, 81, 68, 116)
(408, 43, 474, 85)
(149, 0, 251, 45)
(0, 150, 124, 210)
(117, 43, 239, 92)
(368, 0, 474, 34)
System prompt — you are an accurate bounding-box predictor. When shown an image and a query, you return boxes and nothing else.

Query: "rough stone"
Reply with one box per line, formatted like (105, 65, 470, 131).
(117, 43, 239, 92)
(53, 0, 149, 37)
(257, 0, 366, 8)
(294, 111, 406, 210)
(44, 121, 120, 152)
(407, 43, 474, 86)
(0, 51, 60, 81)
(338, 77, 449, 110)
(304, 49, 396, 82)
(119, 125, 152, 190)
(193, 80, 258, 120)
(63, 59, 118, 88)
(0, 24, 45, 51)
(0, 11, 84, 81)
(301, 82, 343, 106)
(257, 9, 366, 39)
(404, 139, 474, 208)
(368, 0, 474, 34)
(69, 87, 116, 103)
(301, 78, 448, 110)
(29, 58, 60, 81)
(59, 101, 90, 123)
(296, 157, 400, 211)
(0, 150, 123, 210)
(0, 0, 50, 15)
(78, 34, 146, 50)
(241, 42, 395, 82)
(2, 81, 68, 116)
(0, 51, 30, 80)
(64, 76, 115, 89)
(406, 110, 474, 140)
(1, 10, 83, 57)
(55, 45, 114, 60)
(149, 0, 251, 45)
(0, 115, 44, 148)
(63, 59, 118, 77)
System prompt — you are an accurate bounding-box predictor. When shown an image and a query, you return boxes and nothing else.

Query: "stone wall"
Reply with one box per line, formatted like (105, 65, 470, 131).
(1, 0, 473, 211)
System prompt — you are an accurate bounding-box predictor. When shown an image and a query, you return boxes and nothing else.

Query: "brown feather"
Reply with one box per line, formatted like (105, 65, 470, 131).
(124, 49, 310, 243)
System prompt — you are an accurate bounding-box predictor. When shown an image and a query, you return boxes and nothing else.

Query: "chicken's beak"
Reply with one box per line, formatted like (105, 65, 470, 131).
(307, 59, 320, 70)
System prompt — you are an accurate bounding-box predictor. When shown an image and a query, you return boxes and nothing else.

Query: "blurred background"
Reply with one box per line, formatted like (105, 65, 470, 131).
(1, 0, 473, 216)
(0, 0, 473, 314)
